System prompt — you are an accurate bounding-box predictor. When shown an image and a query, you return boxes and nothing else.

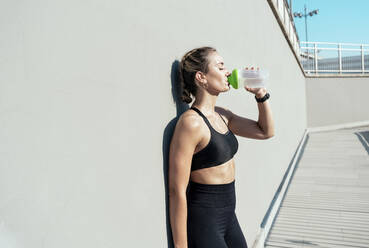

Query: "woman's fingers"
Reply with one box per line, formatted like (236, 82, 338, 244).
(245, 66, 260, 71)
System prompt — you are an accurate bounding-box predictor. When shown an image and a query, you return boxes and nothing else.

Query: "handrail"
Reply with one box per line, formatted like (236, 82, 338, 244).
(302, 41, 369, 46)
(267, 0, 304, 74)
(299, 42, 369, 75)
(282, 0, 300, 44)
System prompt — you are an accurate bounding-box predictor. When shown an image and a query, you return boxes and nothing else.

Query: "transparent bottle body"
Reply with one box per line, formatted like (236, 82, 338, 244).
(237, 68, 269, 88)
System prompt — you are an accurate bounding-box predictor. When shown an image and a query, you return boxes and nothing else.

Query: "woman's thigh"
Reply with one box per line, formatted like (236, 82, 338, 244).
(187, 206, 229, 248)
(224, 212, 248, 248)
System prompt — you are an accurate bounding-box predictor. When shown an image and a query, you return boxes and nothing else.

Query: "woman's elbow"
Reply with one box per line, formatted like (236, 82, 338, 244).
(264, 132, 275, 139)
(169, 186, 187, 198)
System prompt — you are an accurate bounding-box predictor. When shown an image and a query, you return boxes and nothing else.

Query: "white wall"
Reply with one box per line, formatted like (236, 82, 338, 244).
(0, 0, 306, 247)
(306, 77, 369, 128)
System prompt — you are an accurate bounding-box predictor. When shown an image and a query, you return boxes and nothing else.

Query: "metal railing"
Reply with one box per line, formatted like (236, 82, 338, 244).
(268, 0, 301, 60)
(300, 42, 369, 75)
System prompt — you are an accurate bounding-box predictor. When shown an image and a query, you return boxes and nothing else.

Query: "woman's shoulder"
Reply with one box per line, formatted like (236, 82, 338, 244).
(176, 108, 203, 133)
(171, 109, 204, 145)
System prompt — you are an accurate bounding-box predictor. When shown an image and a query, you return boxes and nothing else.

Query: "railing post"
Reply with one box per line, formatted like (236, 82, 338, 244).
(338, 43, 342, 74)
(361, 44, 365, 74)
(314, 43, 318, 74)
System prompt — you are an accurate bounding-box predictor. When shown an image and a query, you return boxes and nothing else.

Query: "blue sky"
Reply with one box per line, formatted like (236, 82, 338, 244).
(292, 0, 369, 44)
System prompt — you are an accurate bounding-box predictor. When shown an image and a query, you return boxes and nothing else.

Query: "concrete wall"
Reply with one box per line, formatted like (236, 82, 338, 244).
(0, 0, 306, 247)
(306, 77, 369, 128)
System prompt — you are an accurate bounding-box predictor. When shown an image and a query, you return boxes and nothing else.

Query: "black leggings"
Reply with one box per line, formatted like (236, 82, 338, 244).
(186, 180, 248, 248)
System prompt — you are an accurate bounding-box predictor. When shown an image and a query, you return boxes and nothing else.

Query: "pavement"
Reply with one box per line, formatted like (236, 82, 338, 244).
(264, 125, 369, 248)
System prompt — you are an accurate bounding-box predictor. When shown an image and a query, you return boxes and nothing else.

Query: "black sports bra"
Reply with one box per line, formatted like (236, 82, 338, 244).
(190, 106, 239, 171)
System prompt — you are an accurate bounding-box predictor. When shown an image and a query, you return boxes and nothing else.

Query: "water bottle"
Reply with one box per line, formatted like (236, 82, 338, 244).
(227, 68, 269, 89)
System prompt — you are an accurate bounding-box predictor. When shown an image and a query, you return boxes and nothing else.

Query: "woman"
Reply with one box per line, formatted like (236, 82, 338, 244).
(169, 47, 274, 248)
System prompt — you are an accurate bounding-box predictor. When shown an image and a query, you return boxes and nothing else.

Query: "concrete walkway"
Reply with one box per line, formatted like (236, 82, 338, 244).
(265, 126, 369, 248)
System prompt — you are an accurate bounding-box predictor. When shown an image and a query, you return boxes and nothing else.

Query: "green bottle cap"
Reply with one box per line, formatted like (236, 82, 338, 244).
(227, 69, 239, 89)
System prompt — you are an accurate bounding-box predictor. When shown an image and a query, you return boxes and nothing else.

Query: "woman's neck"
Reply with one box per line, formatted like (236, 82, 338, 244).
(192, 91, 218, 116)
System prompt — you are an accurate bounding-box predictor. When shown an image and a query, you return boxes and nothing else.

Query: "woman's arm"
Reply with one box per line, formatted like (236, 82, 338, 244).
(215, 88, 274, 140)
(255, 89, 274, 138)
(168, 113, 202, 248)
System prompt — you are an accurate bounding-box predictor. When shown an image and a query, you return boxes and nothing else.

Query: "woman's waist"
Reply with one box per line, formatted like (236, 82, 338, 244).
(190, 161, 235, 184)
(187, 180, 236, 208)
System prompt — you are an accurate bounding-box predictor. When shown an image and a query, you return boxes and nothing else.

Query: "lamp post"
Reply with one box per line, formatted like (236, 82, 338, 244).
(293, 4, 319, 43)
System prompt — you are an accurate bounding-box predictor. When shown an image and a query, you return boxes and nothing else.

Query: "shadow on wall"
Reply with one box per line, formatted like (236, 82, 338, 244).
(162, 60, 189, 248)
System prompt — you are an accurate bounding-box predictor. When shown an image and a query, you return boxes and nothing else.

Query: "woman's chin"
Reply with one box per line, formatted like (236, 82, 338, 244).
(221, 86, 230, 92)
(216, 84, 231, 93)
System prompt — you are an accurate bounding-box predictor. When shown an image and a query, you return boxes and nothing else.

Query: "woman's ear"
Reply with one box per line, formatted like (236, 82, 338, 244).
(195, 71, 207, 86)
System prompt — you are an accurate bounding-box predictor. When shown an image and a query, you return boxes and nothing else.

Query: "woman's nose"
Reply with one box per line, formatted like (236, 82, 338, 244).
(225, 70, 231, 77)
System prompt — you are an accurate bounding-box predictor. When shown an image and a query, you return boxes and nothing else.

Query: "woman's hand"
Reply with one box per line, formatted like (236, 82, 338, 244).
(243, 67, 267, 98)
(245, 86, 267, 98)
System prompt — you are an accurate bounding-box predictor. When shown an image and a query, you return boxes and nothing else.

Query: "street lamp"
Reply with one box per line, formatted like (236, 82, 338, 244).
(293, 4, 319, 43)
